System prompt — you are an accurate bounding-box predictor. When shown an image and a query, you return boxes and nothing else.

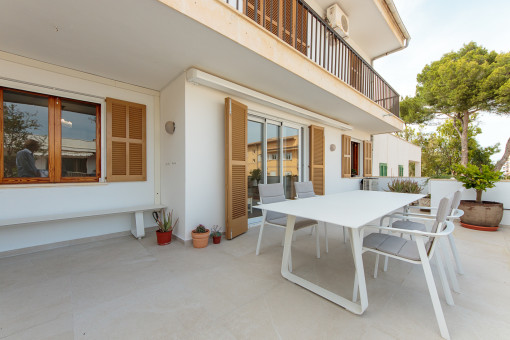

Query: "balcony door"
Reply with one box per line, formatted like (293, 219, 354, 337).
(247, 115, 303, 223)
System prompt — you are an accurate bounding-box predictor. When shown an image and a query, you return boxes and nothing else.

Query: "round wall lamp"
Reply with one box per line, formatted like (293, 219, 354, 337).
(165, 121, 176, 134)
(330, 144, 336, 151)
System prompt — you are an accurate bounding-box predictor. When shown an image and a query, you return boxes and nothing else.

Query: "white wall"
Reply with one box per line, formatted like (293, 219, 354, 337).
(0, 58, 159, 252)
(160, 74, 187, 240)
(179, 78, 369, 240)
(372, 134, 421, 177)
(430, 179, 510, 226)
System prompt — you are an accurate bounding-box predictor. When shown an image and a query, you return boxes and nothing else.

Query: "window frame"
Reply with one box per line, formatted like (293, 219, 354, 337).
(0, 87, 101, 184)
(379, 163, 388, 177)
(398, 165, 404, 177)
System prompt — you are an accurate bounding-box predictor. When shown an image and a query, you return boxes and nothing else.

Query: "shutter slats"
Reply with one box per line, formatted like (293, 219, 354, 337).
(341, 134, 351, 178)
(363, 141, 372, 177)
(225, 98, 248, 239)
(106, 98, 146, 182)
(309, 125, 325, 195)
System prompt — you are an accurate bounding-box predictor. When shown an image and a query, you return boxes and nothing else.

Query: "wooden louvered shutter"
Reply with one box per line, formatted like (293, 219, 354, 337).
(295, 1, 308, 54)
(363, 141, 373, 177)
(245, 0, 263, 25)
(309, 125, 325, 195)
(225, 98, 248, 240)
(341, 134, 351, 178)
(106, 98, 146, 182)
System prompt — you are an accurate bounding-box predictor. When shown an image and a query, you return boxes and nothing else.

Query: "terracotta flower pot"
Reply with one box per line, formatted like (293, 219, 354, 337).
(156, 230, 172, 245)
(191, 229, 210, 248)
(459, 200, 504, 231)
(213, 235, 221, 244)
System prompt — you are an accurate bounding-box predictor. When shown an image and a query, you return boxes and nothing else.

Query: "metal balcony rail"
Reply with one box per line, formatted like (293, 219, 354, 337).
(224, 0, 400, 117)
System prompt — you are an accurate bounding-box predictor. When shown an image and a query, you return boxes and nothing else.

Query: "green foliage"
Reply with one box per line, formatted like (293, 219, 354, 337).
(401, 119, 499, 177)
(194, 224, 208, 233)
(387, 178, 422, 194)
(453, 164, 502, 202)
(210, 225, 221, 238)
(250, 168, 262, 181)
(156, 210, 179, 233)
(400, 42, 510, 165)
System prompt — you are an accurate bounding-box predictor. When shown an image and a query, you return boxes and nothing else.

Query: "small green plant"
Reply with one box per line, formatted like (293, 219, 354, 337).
(156, 210, 179, 233)
(250, 168, 262, 182)
(210, 225, 222, 238)
(194, 224, 208, 233)
(387, 178, 422, 194)
(452, 164, 502, 203)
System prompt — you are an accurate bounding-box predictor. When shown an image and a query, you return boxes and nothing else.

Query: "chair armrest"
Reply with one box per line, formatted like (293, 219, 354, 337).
(362, 221, 454, 237)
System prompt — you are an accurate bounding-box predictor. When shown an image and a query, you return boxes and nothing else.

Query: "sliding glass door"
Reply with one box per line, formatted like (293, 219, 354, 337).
(247, 115, 304, 222)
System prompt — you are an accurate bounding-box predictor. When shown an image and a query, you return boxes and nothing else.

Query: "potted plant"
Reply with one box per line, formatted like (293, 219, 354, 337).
(453, 164, 503, 231)
(191, 224, 210, 248)
(211, 225, 222, 244)
(155, 210, 178, 246)
(386, 178, 422, 194)
(250, 168, 262, 186)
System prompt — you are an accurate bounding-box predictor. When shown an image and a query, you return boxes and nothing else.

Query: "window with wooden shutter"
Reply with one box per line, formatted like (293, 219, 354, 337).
(225, 98, 248, 240)
(106, 98, 146, 182)
(341, 134, 351, 178)
(363, 140, 373, 177)
(309, 125, 324, 195)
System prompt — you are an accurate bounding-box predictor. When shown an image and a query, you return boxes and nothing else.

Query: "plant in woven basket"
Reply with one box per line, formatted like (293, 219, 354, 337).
(387, 178, 422, 194)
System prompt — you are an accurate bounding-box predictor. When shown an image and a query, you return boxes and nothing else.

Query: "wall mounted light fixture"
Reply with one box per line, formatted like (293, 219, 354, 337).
(165, 121, 175, 134)
(330, 144, 336, 151)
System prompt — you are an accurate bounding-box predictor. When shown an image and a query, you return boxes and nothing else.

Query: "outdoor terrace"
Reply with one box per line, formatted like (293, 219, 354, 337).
(1, 221, 509, 339)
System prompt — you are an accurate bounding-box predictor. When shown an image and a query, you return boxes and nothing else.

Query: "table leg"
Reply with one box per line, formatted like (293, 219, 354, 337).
(349, 228, 368, 313)
(281, 216, 367, 315)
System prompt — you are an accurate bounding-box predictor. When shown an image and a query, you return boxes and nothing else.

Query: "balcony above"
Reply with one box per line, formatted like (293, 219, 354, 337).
(0, 0, 405, 133)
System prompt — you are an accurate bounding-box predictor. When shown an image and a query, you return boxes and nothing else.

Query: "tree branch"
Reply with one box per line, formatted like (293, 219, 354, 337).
(452, 115, 462, 138)
(494, 137, 510, 172)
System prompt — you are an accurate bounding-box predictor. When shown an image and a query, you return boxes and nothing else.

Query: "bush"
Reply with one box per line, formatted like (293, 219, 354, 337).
(452, 164, 501, 202)
(387, 178, 422, 194)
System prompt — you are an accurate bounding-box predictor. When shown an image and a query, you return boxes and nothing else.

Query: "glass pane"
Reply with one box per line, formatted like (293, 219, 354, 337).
(60, 100, 97, 177)
(266, 123, 280, 184)
(247, 120, 264, 219)
(283, 126, 299, 199)
(3, 90, 49, 178)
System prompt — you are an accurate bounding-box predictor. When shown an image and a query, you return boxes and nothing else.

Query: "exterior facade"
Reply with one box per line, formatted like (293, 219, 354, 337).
(372, 133, 422, 177)
(0, 0, 410, 253)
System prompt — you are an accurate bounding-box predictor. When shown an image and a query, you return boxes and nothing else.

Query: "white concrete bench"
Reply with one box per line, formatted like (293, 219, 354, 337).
(0, 204, 166, 239)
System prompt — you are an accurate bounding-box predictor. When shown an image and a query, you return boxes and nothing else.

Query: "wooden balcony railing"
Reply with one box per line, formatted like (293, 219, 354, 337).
(224, 0, 400, 117)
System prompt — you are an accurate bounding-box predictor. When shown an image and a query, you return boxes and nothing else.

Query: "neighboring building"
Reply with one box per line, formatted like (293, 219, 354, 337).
(372, 134, 421, 177)
(502, 159, 510, 176)
(0, 0, 410, 252)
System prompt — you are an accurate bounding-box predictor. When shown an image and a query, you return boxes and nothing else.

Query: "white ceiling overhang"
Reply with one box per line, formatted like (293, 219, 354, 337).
(0, 0, 402, 133)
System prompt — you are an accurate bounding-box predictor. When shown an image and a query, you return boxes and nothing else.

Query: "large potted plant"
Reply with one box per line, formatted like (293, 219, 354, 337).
(250, 168, 262, 186)
(453, 164, 503, 231)
(191, 224, 210, 248)
(155, 210, 179, 245)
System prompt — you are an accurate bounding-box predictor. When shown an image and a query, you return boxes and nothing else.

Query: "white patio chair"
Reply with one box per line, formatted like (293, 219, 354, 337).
(256, 183, 321, 264)
(390, 190, 465, 275)
(378, 190, 464, 295)
(294, 181, 344, 251)
(353, 197, 454, 340)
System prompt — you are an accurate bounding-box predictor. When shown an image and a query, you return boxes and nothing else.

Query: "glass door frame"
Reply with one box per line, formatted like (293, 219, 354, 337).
(247, 112, 306, 224)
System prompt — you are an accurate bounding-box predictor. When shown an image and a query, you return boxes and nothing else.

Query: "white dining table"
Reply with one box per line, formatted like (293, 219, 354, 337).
(255, 190, 424, 315)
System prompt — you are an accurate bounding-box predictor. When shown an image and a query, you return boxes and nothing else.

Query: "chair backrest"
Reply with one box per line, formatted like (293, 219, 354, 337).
(426, 196, 451, 256)
(294, 181, 315, 198)
(451, 190, 462, 210)
(258, 183, 286, 221)
(431, 196, 451, 234)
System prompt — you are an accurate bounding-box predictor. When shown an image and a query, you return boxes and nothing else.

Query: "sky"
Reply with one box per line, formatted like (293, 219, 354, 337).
(374, 0, 510, 162)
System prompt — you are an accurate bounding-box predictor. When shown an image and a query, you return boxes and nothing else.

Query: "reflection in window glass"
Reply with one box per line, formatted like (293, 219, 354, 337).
(283, 127, 299, 199)
(247, 120, 264, 218)
(60, 100, 97, 177)
(3, 90, 49, 178)
(266, 124, 280, 183)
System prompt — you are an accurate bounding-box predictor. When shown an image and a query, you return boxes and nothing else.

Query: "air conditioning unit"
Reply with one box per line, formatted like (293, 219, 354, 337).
(326, 4, 349, 38)
(362, 178, 379, 191)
